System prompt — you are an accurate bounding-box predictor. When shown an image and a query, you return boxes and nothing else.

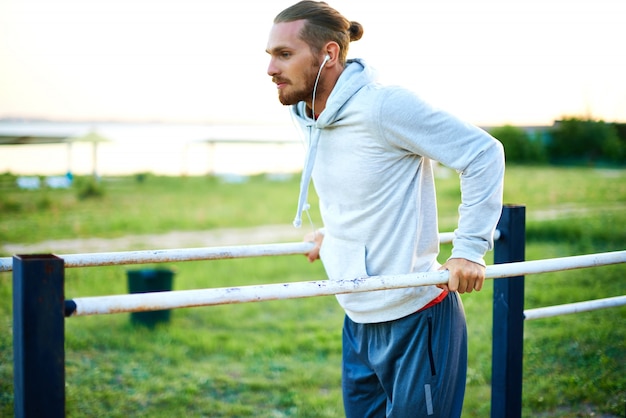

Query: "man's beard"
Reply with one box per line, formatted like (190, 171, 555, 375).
(277, 60, 320, 106)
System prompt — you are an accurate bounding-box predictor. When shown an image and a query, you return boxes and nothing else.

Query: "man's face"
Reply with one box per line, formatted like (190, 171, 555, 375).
(266, 20, 319, 106)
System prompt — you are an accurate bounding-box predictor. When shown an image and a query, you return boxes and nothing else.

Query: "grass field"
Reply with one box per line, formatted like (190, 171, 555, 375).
(1, 166, 625, 417)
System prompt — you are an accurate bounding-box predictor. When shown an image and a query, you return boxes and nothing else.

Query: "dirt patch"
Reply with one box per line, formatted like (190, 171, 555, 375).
(2, 224, 306, 256)
(4, 202, 625, 256)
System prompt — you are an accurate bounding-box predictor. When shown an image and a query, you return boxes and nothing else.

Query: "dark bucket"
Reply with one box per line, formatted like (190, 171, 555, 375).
(127, 268, 174, 327)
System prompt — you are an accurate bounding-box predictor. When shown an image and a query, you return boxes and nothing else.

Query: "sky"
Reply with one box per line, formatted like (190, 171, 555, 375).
(0, 0, 625, 127)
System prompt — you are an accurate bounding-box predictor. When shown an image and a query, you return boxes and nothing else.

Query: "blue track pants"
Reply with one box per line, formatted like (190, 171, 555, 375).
(342, 292, 468, 417)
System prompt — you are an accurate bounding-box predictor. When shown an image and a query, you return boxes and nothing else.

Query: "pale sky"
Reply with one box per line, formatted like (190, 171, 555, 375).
(1, 0, 624, 127)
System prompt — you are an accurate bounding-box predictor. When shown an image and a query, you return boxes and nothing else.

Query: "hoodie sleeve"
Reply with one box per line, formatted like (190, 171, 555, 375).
(375, 87, 505, 265)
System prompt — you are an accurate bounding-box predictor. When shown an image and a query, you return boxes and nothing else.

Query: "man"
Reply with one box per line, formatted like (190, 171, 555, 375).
(266, 2, 505, 417)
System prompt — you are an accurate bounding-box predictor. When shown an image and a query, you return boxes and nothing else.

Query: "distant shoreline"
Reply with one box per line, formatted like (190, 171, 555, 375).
(0, 120, 304, 176)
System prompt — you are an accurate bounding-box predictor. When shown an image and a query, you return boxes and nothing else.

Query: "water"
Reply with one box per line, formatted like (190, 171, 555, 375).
(0, 120, 305, 176)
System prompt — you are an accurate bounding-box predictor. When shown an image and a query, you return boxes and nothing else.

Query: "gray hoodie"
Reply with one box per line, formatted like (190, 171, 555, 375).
(291, 59, 505, 323)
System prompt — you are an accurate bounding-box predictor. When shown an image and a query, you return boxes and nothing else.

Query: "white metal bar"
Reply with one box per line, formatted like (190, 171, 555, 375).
(68, 270, 450, 316)
(438, 229, 499, 245)
(0, 230, 485, 272)
(524, 295, 626, 320)
(439, 232, 454, 244)
(0, 242, 315, 272)
(484, 250, 626, 279)
(67, 250, 626, 317)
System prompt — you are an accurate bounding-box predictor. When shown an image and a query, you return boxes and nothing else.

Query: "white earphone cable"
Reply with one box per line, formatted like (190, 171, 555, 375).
(311, 55, 329, 121)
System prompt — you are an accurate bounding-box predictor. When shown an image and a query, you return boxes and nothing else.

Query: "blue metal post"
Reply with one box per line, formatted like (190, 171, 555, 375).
(491, 205, 526, 418)
(13, 254, 65, 418)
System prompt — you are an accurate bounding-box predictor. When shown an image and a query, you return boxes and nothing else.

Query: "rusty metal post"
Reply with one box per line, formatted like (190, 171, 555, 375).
(13, 254, 65, 418)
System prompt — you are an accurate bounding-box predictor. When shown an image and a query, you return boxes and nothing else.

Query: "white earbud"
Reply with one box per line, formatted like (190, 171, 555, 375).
(318, 55, 330, 71)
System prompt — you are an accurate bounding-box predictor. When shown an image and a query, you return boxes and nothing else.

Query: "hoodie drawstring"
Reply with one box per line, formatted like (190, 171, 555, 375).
(293, 124, 320, 228)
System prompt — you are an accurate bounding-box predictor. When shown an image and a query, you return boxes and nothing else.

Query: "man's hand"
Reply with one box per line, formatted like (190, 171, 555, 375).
(438, 258, 485, 293)
(303, 230, 324, 263)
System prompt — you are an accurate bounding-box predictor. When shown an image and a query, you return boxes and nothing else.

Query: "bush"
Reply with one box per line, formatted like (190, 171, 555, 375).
(76, 178, 105, 200)
(548, 117, 625, 165)
(489, 125, 547, 164)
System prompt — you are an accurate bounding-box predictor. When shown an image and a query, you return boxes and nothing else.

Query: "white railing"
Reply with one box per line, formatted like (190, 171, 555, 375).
(9, 205, 626, 418)
(1, 230, 490, 272)
(523, 295, 626, 320)
(65, 250, 626, 317)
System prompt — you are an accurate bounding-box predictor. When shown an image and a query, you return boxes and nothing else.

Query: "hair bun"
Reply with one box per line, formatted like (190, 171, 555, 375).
(349, 21, 364, 42)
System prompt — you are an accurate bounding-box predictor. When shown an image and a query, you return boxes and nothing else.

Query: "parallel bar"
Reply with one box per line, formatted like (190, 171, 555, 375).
(0, 242, 315, 272)
(439, 229, 500, 245)
(67, 271, 449, 316)
(0, 230, 484, 272)
(485, 251, 626, 278)
(65, 250, 626, 317)
(13, 255, 65, 418)
(524, 295, 626, 320)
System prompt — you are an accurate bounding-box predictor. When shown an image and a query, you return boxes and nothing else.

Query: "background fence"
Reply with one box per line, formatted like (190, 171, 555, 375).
(10, 205, 626, 418)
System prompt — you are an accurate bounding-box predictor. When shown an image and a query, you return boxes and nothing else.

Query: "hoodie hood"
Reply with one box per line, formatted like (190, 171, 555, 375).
(290, 59, 377, 227)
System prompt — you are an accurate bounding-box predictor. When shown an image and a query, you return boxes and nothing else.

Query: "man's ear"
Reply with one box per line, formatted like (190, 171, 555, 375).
(323, 42, 341, 66)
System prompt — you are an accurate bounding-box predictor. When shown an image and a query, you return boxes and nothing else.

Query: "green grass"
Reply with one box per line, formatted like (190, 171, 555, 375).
(0, 173, 305, 244)
(1, 166, 625, 417)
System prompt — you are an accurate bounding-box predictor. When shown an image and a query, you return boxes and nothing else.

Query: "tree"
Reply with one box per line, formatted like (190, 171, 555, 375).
(548, 117, 624, 164)
(489, 125, 547, 164)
